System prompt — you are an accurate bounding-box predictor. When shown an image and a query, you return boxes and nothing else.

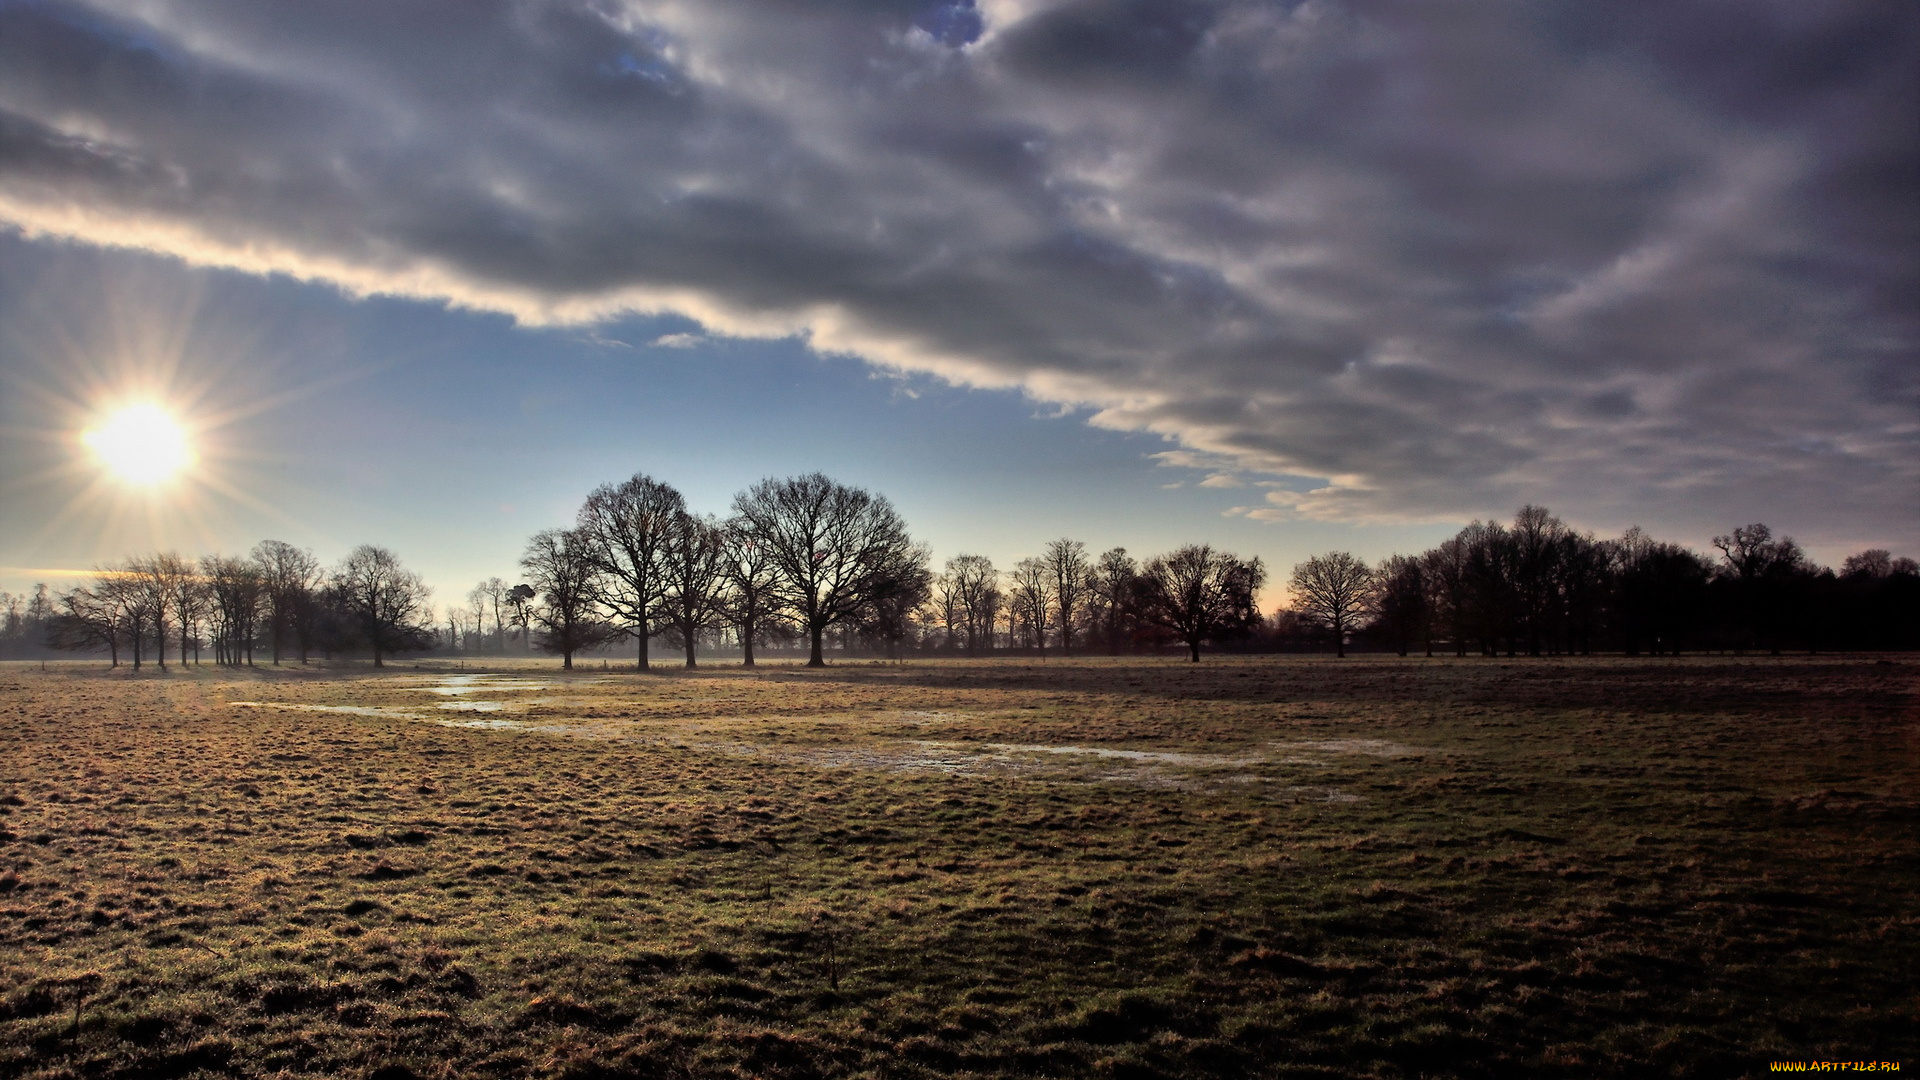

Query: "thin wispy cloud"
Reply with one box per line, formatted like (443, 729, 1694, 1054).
(0, 0, 1911, 542)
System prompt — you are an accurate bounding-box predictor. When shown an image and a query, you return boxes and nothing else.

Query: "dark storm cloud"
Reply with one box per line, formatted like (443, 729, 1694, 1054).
(0, 0, 1913, 539)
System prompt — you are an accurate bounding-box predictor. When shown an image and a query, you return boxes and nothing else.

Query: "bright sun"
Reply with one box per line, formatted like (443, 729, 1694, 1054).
(83, 402, 195, 487)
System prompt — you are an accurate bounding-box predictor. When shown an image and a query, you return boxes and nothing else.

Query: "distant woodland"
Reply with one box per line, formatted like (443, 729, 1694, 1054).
(3, 472, 1915, 668)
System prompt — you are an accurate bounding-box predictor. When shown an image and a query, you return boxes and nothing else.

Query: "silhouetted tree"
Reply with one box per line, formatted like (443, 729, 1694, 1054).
(1009, 556, 1053, 654)
(521, 528, 611, 669)
(1369, 555, 1430, 656)
(718, 516, 784, 667)
(1288, 552, 1373, 658)
(1043, 538, 1091, 655)
(1089, 547, 1140, 655)
(940, 554, 1000, 656)
(250, 541, 321, 664)
(332, 545, 431, 666)
(659, 511, 728, 668)
(730, 473, 920, 667)
(204, 555, 265, 665)
(1711, 523, 1817, 653)
(1612, 527, 1711, 655)
(1421, 536, 1471, 656)
(855, 543, 933, 659)
(49, 582, 127, 665)
(1141, 544, 1266, 661)
(578, 474, 684, 670)
(504, 584, 535, 651)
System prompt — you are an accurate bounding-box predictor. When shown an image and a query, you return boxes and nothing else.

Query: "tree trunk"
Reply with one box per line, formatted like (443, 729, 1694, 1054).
(637, 628, 650, 670)
(562, 649, 573, 671)
(684, 629, 697, 668)
(741, 622, 756, 668)
(1188, 639, 1200, 662)
(808, 623, 826, 667)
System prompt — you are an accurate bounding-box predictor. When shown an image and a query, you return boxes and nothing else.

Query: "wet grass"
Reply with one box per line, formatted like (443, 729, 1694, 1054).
(0, 655, 1915, 1078)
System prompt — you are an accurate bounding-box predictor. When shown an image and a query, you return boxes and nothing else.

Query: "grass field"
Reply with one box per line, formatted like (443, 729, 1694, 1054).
(1, 655, 1914, 1079)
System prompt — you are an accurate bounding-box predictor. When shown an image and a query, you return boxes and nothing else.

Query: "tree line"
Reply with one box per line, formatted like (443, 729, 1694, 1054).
(19, 471, 1267, 668)
(1283, 506, 1919, 656)
(515, 472, 1265, 668)
(10, 488, 1910, 668)
(29, 541, 431, 670)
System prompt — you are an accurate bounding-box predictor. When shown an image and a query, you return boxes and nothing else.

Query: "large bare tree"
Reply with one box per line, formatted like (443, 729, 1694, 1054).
(333, 545, 430, 667)
(1140, 545, 1265, 661)
(1288, 552, 1374, 658)
(520, 528, 611, 670)
(49, 581, 128, 665)
(577, 474, 685, 670)
(730, 473, 919, 667)
(659, 511, 728, 668)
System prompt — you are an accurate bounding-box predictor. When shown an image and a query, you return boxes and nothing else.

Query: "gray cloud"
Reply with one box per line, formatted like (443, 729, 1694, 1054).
(1, 0, 1912, 543)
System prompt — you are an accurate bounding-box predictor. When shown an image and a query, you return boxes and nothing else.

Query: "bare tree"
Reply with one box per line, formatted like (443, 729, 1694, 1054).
(1090, 547, 1139, 655)
(941, 554, 1000, 656)
(333, 545, 431, 666)
(164, 553, 209, 666)
(1140, 545, 1267, 661)
(464, 585, 490, 652)
(1842, 549, 1895, 578)
(1288, 552, 1374, 658)
(521, 528, 612, 669)
(659, 511, 728, 668)
(854, 543, 932, 660)
(126, 555, 181, 670)
(252, 540, 322, 664)
(1010, 556, 1054, 654)
(932, 568, 964, 652)
(49, 583, 127, 665)
(730, 473, 920, 667)
(481, 577, 509, 652)
(1370, 554, 1430, 657)
(1042, 538, 1091, 656)
(203, 555, 265, 665)
(1509, 505, 1570, 656)
(578, 474, 685, 670)
(719, 516, 784, 667)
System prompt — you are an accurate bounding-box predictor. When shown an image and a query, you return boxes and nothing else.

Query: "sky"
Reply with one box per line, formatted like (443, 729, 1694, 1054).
(0, 0, 1914, 610)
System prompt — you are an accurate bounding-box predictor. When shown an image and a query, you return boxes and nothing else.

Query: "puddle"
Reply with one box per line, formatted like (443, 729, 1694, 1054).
(400, 674, 559, 695)
(228, 699, 572, 734)
(226, 686, 1422, 798)
(887, 709, 970, 725)
(229, 701, 426, 721)
(1271, 738, 1428, 758)
(940, 742, 1262, 768)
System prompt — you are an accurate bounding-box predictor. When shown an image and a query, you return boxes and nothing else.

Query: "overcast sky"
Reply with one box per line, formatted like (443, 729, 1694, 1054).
(1, 0, 1914, 605)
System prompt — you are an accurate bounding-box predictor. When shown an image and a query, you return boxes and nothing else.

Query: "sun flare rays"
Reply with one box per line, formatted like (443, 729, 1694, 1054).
(0, 260, 348, 573)
(82, 401, 196, 487)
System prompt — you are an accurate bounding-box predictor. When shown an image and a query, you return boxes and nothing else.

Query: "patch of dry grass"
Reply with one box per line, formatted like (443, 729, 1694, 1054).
(1, 655, 1915, 1078)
